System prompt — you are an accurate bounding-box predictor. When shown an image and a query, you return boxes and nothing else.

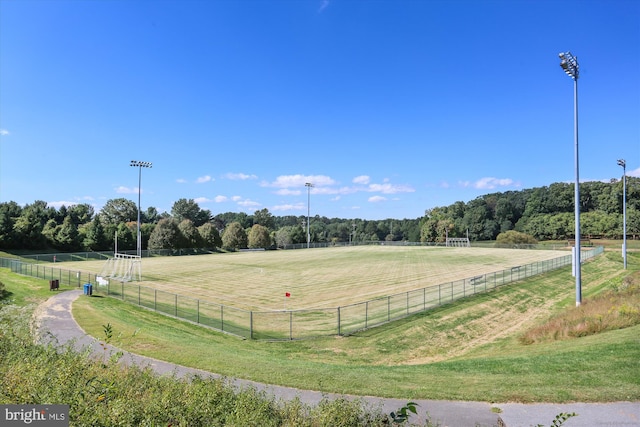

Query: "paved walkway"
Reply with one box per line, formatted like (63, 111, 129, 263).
(33, 290, 639, 427)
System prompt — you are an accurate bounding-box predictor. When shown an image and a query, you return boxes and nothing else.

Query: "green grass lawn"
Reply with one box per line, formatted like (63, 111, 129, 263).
(2, 247, 638, 403)
(66, 250, 639, 403)
(54, 246, 567, 310)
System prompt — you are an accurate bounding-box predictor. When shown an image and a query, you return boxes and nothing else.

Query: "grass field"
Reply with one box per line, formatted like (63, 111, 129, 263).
(58, 246, 568, 311)
(2, 246, 638, 403)
(66, 249, 639, 402)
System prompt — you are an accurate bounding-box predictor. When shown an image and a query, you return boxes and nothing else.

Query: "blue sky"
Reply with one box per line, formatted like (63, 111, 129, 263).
(1, 0, 638, 220)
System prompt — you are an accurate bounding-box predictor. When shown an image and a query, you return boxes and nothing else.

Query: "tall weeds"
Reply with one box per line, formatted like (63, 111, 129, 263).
(520, 271, 640, 344)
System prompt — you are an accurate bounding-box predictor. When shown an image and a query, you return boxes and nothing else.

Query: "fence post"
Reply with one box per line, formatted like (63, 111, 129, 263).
(365, 301, 369, 329)
(175, 294, 178, 317)
(197, 299, 200, 324)
(250, 311, 253, 340)
(221, 306, 224, 331)
(337, 307, 341, 336)
(406, 292, 409, 315)
(289, 311, 293, 340)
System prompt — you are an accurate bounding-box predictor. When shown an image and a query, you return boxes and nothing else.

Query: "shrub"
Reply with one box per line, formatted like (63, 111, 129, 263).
(496, 230, 538, 245)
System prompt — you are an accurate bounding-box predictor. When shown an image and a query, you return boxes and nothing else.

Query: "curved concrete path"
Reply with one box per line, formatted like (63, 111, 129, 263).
(33, 290, 639, 427)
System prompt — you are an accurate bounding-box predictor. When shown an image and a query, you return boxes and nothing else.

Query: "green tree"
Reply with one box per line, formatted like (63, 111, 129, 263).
(115, 222, 136, 251)
(221, 222, 247, 250)
(248, 224, 271, 249)
(13, 201, 50, 249)
(41, 219, 59, 248)
(172, 199, 211, 227)
(178, 219, 201, 248)
(143, 206, 160, 224)
(198, 223, 222, 249)
(0, 202, 21, 249)
(252, 208, 275, 230)
(82, 216, 108, 250)
(274, 226, 294, 248)
(214, 212, 252, 229)
(148, 218, 180, 250)
(141, 223, 155, 250)
(420, 207, 454, 242)
(627, 208, 640, 239)
(582, 211, 618, 238)
(100, 198, 138, 225)
(56, 216, 80, 251)
(68, 203, 95, 225)
(496, 230, 537, 245)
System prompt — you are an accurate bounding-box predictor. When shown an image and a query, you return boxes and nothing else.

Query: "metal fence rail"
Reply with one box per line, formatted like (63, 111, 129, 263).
(2, 246, 604, 340)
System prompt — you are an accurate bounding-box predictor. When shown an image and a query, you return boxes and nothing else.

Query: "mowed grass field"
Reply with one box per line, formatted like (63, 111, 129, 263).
(63, 249, 640, 402)
(59, 246, 568, 311)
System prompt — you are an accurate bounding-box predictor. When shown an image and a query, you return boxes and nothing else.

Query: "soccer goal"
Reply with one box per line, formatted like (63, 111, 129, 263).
(445, 229, 471, 247)
(98, 231, 141, 282)
(445, 237, 471, 247)
(99, 252, 141, 282)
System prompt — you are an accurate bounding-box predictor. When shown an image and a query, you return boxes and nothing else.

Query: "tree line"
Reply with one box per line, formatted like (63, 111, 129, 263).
(0, 177, 637, 252)
(420, 178, 639, 242)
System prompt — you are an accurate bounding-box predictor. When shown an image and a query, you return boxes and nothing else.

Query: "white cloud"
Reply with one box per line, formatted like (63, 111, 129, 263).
(368, 196, 387, 203)
(352, 175, 370, 185)
(0, 129, 9, 136)
(238, 199, 260, 207)
(473, 177, 515, 190)
(368, 183, 415, 194)
(629, 167, 640, 178)
(194, 197, 212, 204)
(275, 189, 302, 196)
(263, 174, 336, 188)
(115, 186, 138, 194)
(176, 178, 187, 184)
(311, 186, 348, 195)
(214, 195, 228, 202)
(224, 172, 258, 180)
(272, 203, 305, 212)
(196, 175, 213, 184)
(232, 196, 242, 202)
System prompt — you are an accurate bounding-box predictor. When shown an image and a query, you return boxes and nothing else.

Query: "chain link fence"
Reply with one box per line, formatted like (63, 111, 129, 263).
(1, 246, 604, 340)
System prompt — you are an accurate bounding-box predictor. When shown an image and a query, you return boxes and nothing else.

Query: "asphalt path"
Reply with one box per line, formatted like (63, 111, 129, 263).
(32, 290, 639, 427)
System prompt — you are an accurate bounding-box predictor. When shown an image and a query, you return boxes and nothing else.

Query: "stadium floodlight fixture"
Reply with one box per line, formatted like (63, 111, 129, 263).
(558, 51, 579, 80)
(305, 182, 314, 249)
(558, 51, 581, 306)
(618, 159, 627, 269)
(130, 160, 153, 257)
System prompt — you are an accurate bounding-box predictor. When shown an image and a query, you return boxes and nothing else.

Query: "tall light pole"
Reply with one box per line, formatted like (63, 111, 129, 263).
(618, 159, 627, 269)
(305, 182, 313, 248)
(130, 160, 152, 257)
(559, 51, 581, 306)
